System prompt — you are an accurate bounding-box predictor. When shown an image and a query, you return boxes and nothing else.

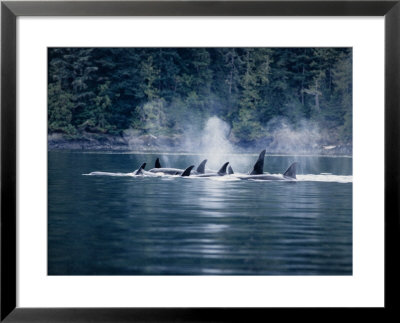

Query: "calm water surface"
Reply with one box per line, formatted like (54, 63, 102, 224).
(48, 151, 352, 275)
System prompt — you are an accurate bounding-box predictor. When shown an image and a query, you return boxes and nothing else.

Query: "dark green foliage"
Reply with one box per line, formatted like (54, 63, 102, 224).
(48, 81, 75, 134)
(48, 47, 352, 145)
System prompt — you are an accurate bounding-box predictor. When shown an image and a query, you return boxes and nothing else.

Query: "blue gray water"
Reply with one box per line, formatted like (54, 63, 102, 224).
(48, 151, 352, 275)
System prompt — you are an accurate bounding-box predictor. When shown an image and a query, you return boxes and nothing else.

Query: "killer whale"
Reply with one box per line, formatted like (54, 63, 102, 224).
(136, 162, 194, 177)
(149, 166, 184, 175)
(148, 158, 208, 175)
(191, 162, 230, 177)
(238, 162, 298, 181)
(224, 149, 297, 181)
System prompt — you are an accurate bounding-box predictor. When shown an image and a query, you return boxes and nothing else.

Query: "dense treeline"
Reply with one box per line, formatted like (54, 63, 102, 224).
(48, 48, 352, 145)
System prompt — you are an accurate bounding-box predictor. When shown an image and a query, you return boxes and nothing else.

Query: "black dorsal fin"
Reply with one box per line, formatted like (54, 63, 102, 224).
(250, 149, 266, 175)
(218, 162, 229, 175)
(155, 158, 162, 168)
(181, 165, 195, 177)
(283, 162, 297, 179)
(228, 165, 234, 175)
(135, 163, 146, 175)
(196, 159, 207, 174)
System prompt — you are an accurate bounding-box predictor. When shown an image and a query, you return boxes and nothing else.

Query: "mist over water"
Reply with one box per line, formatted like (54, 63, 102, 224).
(181, 116, 334, 173)
(266, 117, 327, 154)
(121, 115, 351, 175)
(200, 117, 233, 158)
(122, 113, 350, 164)
(179, 116, 253, 172)
(194, 117, 236, 170)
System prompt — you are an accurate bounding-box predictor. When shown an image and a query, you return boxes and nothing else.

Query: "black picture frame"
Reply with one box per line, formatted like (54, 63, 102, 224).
(1, 1, 399, 321)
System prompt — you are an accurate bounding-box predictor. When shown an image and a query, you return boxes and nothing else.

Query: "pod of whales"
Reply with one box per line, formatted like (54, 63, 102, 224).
(131, 150, 297, 181)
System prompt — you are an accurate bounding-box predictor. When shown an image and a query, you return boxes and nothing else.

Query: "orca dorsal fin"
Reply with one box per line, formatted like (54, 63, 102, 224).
(135, 163, 146, 175)
(196, 159, 207, 174)
(155, 158, 162, 168)
(250, 149, 266, 175)
(228, 165, 234, 175)
(218, 162, 229, 175)
(283, 162, 297, 179)
(181, 165, 195, 177)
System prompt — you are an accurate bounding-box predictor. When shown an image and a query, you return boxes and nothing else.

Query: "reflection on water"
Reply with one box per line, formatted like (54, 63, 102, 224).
(48, 152, 352, 275)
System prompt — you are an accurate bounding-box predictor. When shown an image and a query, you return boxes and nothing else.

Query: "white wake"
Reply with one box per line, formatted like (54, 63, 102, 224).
(84, 171, 352, 183)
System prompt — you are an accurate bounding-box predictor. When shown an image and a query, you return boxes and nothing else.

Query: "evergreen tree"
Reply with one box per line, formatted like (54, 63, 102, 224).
(48, 47, 353, 146)
(48, 81, 75, 134)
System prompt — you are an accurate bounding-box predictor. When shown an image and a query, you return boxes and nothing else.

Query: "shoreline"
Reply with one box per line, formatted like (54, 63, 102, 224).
(50, 150, 353, 158)
(48, 133, 352, 157)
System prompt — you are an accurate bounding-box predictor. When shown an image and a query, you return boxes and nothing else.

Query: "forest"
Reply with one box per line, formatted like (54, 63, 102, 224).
(48, 47, 352, 152)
